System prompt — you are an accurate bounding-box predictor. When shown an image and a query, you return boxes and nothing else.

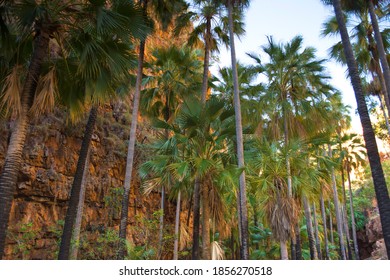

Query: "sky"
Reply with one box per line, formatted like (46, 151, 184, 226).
(212, 0, 361, 133)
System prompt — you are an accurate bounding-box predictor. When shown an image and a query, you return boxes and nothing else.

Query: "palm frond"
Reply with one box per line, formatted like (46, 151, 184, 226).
(0, 65, 22, 117)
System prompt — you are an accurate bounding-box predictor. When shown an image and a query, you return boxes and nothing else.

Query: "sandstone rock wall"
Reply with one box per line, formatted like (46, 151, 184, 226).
(357, 210, 387, 260)
(0, 103, 180, 259)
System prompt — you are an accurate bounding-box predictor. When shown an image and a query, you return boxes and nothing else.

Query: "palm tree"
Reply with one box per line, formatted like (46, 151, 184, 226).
(212, 61, 263, 258)
(302, 196, 319, 259)
(366, 0, 390, 107)
(320, 185, 330, 259)
(342, 133, 367, 259)
(328, 144, 347, 259)
(322, 0, 390, 258)
(322, 9, 390, 121)
(0, 0, 69, 258)
(249, 36, 331, 198)
(224, 0, 250, 259)
(140, 45, 202, 258)
(247, 140, 300, 260)
(58, 0, 147, 260)
(340, 0, 390, 108)
(249, 35, 332, 258)
(175, 0, 237, 258)
(118, 0, 187, 259)
(141, 96, 237, 260)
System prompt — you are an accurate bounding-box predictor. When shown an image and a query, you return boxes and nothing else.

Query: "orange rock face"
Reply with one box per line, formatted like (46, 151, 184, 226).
(0, 104, 179, 259)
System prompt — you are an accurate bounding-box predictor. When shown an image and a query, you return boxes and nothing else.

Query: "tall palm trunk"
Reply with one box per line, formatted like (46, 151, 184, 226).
(329, 145, 346, 260)
(328, 200, 334, 244)
(303, 196, 318, 260)
(70, 147, 91, 260)
(280, 240, 288, 260)
(283, 110, 293, 197)
(283, 100, 295, 260)
(201, 182, 211, 259)
(320, 188, 330, 259)
(332, 0, 390, 257)
(366, 27, 390, 120)
(118, 38, 146, 259)
(201, 17, 211, 104)
(312, 203, 322, 259)
(0, 30, 50, 259)
(290, 236, 297, 260)
(227, 0, 249, 260)
(340, 166, 353, 259)
(341, 205, 352, 259)
(295, 224, 302, 260)
(158, 103, 171, 258)
(368, 0, 390, 105)
(346, 161, 359, 259)
(368, 43, 390, 126)
(173, 190, 181, 260)
(192, 15, 212, 261)
(59, 106, 98, 259)
(191, 178, 201, 259)
(158, 184, 165, 258)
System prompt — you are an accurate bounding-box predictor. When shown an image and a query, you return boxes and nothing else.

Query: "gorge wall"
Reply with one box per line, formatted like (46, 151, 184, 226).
(0, 101, 186, 259)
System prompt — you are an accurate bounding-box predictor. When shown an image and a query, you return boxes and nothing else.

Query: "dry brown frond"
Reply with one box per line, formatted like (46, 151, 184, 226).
(207, 176, 231, 240)
(211, 241, 225, 260)
(321, 183, 332, 200)
(30, 67, 59, 117)
(263, 178, 300, 242)
(179, 222, 191, 251)
(0, 65, 23, 117)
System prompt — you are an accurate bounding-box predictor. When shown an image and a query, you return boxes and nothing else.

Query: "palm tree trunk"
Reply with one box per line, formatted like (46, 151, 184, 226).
(328, 200, 334, 244)
(329, 145, 346, 260)
(191, 178, 201, 259)
(340, 166, 353, 259)
(0, 30, 50, 259)
(295, 224, 302, 260)
(173, 190, 181, 260)
(368, 0, 390, 107)
(303, 196, 318, 260)
(201, 183, 210, 259)
(367, 28, 390, 122)
(347, 162, 359, 259)
(118, 38, 146, 259)
(158, 185, 165, 259)
(59, 106, 98, 260)
(280, 240, 288, 260)
(236, 188, 242, 252)
(70, 147, 91, 260)
(341, 204, 352, 259)
(191, 11, 212, 261)
(332, 0, 390, 258)
(227, 0, 249, 260)
(290, 236, 297, 260)
(312, 203, 322, 260)
(283, 111, 293, 198)
(201, 18, 211, 104)
(320, 189, 330, 259)
(187, 196, 192, 227)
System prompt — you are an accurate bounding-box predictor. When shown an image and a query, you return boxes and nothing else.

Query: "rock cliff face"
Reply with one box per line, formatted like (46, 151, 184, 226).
(0, 102, 179, 259)
(357, 210, 387, 260)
